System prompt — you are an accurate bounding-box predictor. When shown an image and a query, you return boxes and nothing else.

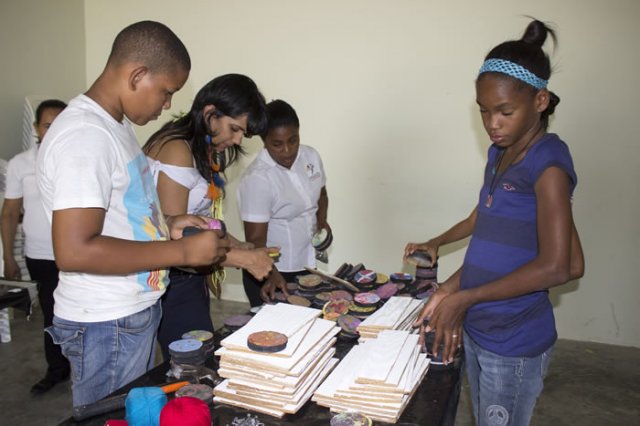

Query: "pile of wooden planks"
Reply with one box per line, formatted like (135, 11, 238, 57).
(312, 329, 430, 423)
(213, 303, 340, 417)
(356, 296, 425, 341)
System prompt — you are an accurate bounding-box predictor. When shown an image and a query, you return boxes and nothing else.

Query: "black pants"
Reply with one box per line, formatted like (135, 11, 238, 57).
(157, 268, 214, 362)
(25, 257, 70, 380)
(242, 269, 309, 308)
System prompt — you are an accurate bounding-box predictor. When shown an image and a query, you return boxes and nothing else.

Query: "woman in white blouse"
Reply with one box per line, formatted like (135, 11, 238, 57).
(143, 74, 277, 360)
(237, 100, 330, 307)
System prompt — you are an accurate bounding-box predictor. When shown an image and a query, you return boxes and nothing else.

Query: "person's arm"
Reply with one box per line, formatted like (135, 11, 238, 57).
(52, 207, 229, 274)
(316, 186, 329, 232)
(1, 198, 23, 279)
(243, 221, 287, 300)
(404, 207, 478, 264)
(428, 167, 580, 362)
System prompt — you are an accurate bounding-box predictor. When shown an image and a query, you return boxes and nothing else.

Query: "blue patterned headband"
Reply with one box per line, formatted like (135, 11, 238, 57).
(478, 58, 548, 90)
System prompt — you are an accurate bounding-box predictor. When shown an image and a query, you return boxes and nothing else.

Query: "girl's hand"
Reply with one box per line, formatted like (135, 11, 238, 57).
(414, 284, 455, 349)
(245, 248, 275, 280)
(260, 270, 290, 303)
(181, 231, 230, 266)
(404, 239, 439, 265)
(426, 291, 471, 365)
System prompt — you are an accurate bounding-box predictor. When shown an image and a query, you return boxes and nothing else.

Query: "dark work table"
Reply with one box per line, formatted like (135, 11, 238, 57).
(59, 330, 463, 426)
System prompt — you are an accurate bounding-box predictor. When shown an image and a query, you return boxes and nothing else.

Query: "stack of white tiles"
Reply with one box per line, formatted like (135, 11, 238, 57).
(357, 296, 425, 342)
(312, 329, 429, 423)
(214, 303, 340, 418)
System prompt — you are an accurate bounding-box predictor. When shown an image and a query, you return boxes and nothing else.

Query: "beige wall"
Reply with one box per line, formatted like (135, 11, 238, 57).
(0, 0, 86, 160)
(79, 0, 639, 348)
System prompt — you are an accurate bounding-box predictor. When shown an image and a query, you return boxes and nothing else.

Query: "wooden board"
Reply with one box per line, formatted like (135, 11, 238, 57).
(220, 303, 321, 357)
(304, 267, 360, 292)
(216, 320, 338, 375)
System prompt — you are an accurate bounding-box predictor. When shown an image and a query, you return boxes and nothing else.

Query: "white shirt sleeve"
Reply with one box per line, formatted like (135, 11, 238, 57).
(4, 156, 24, 199)
(237, 171, 273, 223)
(49, 125, 116, 211)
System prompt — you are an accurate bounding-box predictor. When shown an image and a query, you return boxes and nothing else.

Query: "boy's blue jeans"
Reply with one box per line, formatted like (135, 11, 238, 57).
(46, 301, 161, 407)
(464, 331, 554, 426)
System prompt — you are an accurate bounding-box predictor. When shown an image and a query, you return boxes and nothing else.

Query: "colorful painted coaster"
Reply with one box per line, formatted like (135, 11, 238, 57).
(415, 265, 438, 280)
(354, 269, 377, 286)
(323, 299, 351, 317)
(323, 312, 341, 322)
(181, 330, 214, 355)
(390, 272, 414, 284)
(223, 315, 252, 331)
(287, 295, 311, 307)
(348, 302, 377, 314)
(329, 290, 353, 301)
(314, 292, 333, 303)
(345, 263, 365, 281)
(330, 412, 372, 426)
(406, 251, 433, 267)
(375, 273, 389, 285)
(286, 282, 298, 292)
(354, 292, 381, 307)
(168, 338, 205, 365)
(337, 314, 361, 335)
(375, 282, 399, 300)
(175, 384, 213, 403)
(297, 274, 324, 288)
(247, 331, 288, 353)
(312, 228, 333, 251)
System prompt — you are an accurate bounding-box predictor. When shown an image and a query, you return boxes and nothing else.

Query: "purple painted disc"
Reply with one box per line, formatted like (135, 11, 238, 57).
(354, 292, 380, 306)
(223, 314, 252, 329)
(375, 283, 399, 300)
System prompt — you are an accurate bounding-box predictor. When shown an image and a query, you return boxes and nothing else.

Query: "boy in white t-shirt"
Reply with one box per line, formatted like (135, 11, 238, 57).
(36, 21, 229, 408)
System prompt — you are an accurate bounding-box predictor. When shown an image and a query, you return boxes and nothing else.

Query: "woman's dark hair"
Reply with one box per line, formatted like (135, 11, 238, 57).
(35, 99, 67, 123)
(260, 99, 300, 140)
(480, 19, 560, 129)
(143, 74, 268, 187)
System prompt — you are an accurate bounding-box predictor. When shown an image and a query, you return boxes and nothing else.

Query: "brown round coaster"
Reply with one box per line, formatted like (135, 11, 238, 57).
(287, 295, 311, 307)
(247, 331, 288, 353)
(297, 274, 324, 288)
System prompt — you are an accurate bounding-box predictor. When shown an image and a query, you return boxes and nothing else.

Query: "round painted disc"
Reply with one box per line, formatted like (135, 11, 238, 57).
(354, 292, 381, 306)
(287, 295, 311, 307)
(348, 302, 377, 314)
(337, 314, 361, 334)
(181, 330, 214, 342)
(297, 274, 324, 288)
(323, 299, 351, 316)
(406, 251, 433, 267)
(375, 273, 389, 284)
(247, 331, 288, 353)
(168, 338, 202, 355)
(223, 314, 252, 329)
(375, 283, 399, 299)
(390, 272, 414, 283)
(354, 269, 377, 285)
(329, 290, 353, 301)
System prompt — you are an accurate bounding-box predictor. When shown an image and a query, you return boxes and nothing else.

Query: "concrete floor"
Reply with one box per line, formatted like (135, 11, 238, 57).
(1, 300, 638, 425)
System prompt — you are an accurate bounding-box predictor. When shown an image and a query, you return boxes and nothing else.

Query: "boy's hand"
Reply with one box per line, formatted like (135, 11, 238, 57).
(182, 231, 230, 266)
(166, 215, 210, 240)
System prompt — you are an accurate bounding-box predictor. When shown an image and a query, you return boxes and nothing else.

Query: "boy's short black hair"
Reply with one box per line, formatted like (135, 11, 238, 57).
(107, 20, 191, 74)
(35, 99, 67, 123)
(261, 99, 299, 139)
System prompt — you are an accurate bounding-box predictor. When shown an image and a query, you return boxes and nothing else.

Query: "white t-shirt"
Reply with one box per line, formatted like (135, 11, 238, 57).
(5, 145, 54, 260)
(147, 158, 212, 216)
(237, 145, 326, 272)
(36, 94, 170, 322)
